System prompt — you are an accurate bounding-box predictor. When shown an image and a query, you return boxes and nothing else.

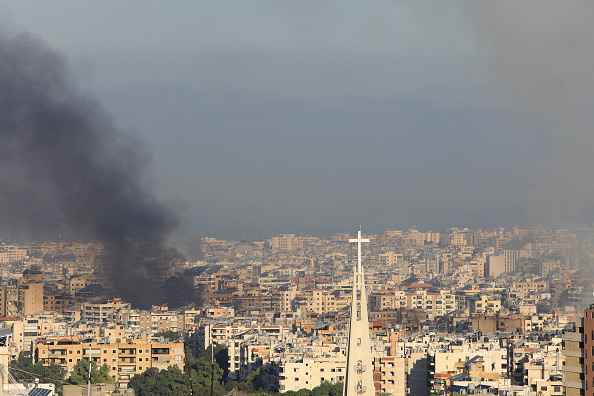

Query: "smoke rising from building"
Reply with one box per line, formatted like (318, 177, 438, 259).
(466, 2, 594, 226)
(0, 30, 184, 308)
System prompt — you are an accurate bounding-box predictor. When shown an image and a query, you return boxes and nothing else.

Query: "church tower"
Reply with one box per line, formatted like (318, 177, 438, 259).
(344, 230, 375, 396)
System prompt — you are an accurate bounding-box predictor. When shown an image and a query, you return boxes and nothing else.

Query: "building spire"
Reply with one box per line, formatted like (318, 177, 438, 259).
(349, 230, 370, 275)
(344, 228, 374, 396)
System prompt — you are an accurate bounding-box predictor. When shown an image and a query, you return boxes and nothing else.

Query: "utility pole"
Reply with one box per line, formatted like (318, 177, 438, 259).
(210, 345, 214, 396)
(0, 363, 5, 396)
(87, 359, 92, 396)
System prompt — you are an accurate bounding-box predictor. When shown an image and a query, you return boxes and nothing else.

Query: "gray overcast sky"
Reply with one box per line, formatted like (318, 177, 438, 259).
(2, 1, 592, 240)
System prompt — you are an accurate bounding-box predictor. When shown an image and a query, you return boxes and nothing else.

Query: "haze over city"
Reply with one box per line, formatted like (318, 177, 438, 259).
(1, 1, 593, 241)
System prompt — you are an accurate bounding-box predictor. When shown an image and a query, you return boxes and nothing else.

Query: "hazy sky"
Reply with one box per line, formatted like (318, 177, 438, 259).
(1, 1, 592, 240)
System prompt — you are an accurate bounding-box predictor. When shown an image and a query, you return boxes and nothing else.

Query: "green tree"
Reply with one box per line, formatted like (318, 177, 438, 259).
(153, 331, 181, 341)
(68, 359, 115, 385)
(10, 354, 66, 395)
(205, 344, 229, 381)
(310, 381, 343, 396)
(186, 354, 225, 396)
(128, 365, 191, 396)
(330, 382, 344, 396)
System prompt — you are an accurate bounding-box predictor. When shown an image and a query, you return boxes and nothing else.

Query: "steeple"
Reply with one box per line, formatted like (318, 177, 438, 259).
(344, 230, 374, 396)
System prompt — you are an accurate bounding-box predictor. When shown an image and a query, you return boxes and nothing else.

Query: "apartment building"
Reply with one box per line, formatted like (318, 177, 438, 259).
(17, 282, 43, 316)
(81, 299, 130, 325)
(0, 245, 28, 264)
(563, 304, 594, 396)
(139, 310, 184, 334)
(269, 234, 317, 251)
(374, 357, 407, 396)
(369, 291, 407, 311)
(406, 289, 456, 320)
(65, 275, 87, 296)
(469, 295, 501, 315)
(378, 252, 402, 267)
(34, 336, 184, 388)
(279, 357, 346, 392)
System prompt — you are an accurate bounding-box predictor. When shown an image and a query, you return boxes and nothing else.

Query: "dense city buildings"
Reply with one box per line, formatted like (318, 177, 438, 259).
(0, 225, 592, 394)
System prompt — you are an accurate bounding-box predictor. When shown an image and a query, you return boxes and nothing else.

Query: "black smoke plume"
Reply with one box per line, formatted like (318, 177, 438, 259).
(0, 30, 187, 308)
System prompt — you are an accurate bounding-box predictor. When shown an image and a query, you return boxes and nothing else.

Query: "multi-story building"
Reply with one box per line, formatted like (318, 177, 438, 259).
(34, 336, 184, 388)
(374, 357, 406, 396)
(278, 357, 346, 392)
(269, 234, 317, 251)
(65, 275, 87, 296)
(563, 304, 594, 396)
(17, 282, 43, 316)
(469, 295, 501, 315)
(81, 299, 130, 325)
(0, 245, 28, 264)
(405, 289, 456, 320)
(139, 310, 184, 334)
(378, 252, 402, 267)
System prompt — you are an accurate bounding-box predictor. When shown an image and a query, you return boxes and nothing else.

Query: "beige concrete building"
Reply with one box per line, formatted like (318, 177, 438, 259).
(374, 357, 405, 396)
(35, 335, 184, 388)
(469, 295, 501, 315)
(279, 357, 346, 392)
(17, 282, 43, 316)
(81, 299, 130, 325)
(0, 245, 28, 264)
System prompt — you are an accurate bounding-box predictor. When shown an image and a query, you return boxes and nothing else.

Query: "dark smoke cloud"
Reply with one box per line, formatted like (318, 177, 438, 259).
(464, 1, 594, 226)
(0, 30, 186, 308)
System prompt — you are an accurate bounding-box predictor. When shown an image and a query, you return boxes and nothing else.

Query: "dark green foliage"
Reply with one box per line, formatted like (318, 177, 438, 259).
(128, 365, 190, 396)
(225, 368, 265, 394)
(186, 349, 225, 396)
(68, 359, 115, 385)
(266, 381, 343, 396)
(207, 344, 229, 381)
(10, 353, 66, 395)
(153, 330, 182, 341)
(312, 381, 343, 396)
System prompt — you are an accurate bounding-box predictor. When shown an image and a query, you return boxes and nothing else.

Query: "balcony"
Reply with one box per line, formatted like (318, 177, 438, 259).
(119, 348, 136, 356)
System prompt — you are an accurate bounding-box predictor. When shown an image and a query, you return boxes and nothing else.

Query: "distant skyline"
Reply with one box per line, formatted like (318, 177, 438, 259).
(1, 1, 593, 241)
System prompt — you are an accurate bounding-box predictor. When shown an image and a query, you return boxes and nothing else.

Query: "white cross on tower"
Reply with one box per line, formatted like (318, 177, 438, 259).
(349, 230, 370, 275)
